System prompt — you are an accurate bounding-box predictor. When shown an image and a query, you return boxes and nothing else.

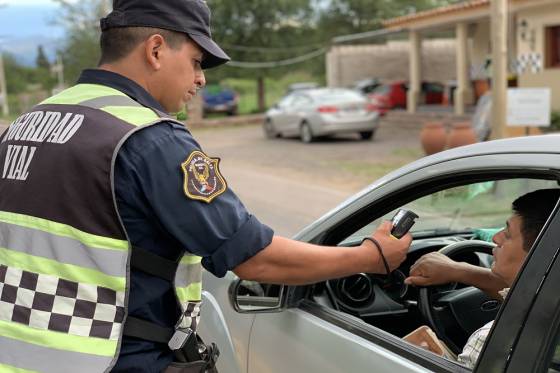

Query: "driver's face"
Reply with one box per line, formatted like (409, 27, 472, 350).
(491, 214, 528, 286)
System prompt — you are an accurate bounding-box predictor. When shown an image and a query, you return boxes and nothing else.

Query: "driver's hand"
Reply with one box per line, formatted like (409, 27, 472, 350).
(405, 252, 459, 286)
(366, 221, 412, 273)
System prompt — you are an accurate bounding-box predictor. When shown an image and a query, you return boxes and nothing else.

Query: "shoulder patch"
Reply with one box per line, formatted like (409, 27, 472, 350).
(181, 150, 227, 203)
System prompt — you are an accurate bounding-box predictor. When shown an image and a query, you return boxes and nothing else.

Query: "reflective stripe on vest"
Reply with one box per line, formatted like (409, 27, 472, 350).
(0, 84, 202, 372)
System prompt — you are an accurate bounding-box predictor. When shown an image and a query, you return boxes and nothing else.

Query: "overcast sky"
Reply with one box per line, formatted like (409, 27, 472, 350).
(0, 1, 63, 38)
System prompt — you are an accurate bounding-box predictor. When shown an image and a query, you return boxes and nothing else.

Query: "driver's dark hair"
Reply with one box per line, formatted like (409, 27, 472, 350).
(512, 188, 560, 251)
(99, 27, 190, 65)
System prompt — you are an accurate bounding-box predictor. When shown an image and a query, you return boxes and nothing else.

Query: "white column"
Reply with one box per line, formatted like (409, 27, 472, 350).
(491, 0, 508, 139)
(454, 22, 472, 115)
(408, 30, 421, 114)
(0, 52, 9, 117)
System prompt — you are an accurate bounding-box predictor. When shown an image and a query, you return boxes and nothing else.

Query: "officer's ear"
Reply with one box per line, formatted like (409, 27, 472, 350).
(145, 34, 165, 71)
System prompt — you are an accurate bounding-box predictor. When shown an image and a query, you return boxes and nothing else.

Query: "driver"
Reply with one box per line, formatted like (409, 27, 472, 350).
(404, 188, 560, 368)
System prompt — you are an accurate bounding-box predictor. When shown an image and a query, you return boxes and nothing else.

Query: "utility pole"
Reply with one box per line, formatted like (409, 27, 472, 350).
(491, 0, 508, 139)
(50, 54, 65, 94)
(56, 54, 64, 88)
(0, 51, 9, 117)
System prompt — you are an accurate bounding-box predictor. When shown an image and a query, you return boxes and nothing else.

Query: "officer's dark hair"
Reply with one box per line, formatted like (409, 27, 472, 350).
(99, 27, 190, 65)
(512, 188, 560, 251)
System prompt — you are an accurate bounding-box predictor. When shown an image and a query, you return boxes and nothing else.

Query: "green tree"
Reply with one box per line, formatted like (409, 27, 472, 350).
(53, 0, 110, 83)
(207, 0, 316, 111)
(317, 0, 457, 41)
(34, 45, 56, 91)
(3, 53, 33, 94)
(36, 45, 50, 69)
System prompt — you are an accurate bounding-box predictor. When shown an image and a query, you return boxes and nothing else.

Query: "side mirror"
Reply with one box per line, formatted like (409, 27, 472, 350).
(229, 279, 287, 314)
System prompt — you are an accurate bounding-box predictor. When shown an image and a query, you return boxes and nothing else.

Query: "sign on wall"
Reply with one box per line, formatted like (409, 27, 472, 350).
(507, 88, 551, 127)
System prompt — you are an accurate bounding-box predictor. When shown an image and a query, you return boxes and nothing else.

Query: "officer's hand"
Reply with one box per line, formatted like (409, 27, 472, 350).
(405, 252, 459, 286)
(364, 221, 412, 273)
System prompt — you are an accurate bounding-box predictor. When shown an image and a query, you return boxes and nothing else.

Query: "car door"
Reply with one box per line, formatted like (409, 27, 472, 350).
(270, 95, 296, 134)
(245, 152, 560, 373)
(283, 94, 311, 136)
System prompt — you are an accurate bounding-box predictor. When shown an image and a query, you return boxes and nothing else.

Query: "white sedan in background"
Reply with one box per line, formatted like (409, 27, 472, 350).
(263, 88, 380, 143)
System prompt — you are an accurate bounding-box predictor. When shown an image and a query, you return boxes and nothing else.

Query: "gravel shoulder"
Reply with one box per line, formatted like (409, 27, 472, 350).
(192, 122, 423, 194)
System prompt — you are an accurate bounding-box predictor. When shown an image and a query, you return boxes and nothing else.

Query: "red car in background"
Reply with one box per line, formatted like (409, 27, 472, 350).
(366, 80, 444, 116)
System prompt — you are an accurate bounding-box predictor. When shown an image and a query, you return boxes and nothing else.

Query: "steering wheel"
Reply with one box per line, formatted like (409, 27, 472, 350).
(417, 240, 499, 354)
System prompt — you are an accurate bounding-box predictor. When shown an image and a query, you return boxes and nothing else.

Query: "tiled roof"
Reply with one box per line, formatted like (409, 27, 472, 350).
(383, 0, 498, 28)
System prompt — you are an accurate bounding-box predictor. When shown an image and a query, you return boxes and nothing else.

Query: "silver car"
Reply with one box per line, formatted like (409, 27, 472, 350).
(199, 134, 560, 373)
(263, 88, 379, 143)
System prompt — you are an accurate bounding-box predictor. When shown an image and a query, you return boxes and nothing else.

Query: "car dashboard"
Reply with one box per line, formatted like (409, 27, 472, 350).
(310, 234, 493, 337)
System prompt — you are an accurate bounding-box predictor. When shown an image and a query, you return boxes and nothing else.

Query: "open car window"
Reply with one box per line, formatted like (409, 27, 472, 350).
(340, 178, 559, 245)
(308, 176, 560, 372)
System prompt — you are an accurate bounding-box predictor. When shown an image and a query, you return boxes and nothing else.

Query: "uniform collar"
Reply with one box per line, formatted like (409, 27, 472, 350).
(77, 69, 168, 114)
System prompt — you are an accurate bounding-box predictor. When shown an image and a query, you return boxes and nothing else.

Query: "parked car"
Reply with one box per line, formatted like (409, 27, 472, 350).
(264, 88, 380, 143)
(353, 78, 383, 95)
(199, 134, 560, 373)
(367, 81, 408, 115)
(202, 85, 238, 116)
(367, 81, 444, 116)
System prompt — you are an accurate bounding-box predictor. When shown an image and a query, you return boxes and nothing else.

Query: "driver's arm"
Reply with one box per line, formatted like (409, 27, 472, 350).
(234, 221, 412, 285)
(405, 252, 508, 299)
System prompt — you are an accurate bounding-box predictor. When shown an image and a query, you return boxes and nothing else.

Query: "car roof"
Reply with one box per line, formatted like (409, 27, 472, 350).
(301, 88, 362, 97)
(372, 134, 560, 187)
(294, 134, 560, 240)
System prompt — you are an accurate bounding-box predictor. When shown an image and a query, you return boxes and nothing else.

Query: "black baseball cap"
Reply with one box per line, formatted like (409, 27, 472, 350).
(100, 0, 230, 69)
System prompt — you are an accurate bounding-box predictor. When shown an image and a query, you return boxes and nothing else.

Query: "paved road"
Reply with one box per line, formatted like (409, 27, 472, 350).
(192, 123, 422, 236)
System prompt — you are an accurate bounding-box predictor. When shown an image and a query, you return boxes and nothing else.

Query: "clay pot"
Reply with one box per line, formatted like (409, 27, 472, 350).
(420, 121, 447, 155)
(447, 122, 477, 149)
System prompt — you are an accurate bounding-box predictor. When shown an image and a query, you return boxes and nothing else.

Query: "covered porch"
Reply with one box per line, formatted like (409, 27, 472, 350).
(383, 0, 559, 137)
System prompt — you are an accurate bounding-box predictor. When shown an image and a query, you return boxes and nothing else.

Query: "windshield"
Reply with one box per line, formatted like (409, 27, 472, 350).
(371, 85, 391, 95)
(341, 178, 559, 244)
(317, 90, 364, 103)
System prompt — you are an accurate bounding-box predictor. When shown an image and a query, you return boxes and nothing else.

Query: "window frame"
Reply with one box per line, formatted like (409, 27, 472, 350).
(293, 169, 560, 372)
(545, 25, 560, 69)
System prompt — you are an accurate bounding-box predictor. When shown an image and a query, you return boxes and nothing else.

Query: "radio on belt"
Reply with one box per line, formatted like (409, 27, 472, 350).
(390, 209, 419, 238)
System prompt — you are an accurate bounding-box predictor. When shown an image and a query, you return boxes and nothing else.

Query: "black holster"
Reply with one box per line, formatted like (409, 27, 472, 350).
(164, 334, 219, 373)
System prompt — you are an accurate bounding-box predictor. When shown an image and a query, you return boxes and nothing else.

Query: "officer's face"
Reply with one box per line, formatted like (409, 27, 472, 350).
(158, 39, 206, 113)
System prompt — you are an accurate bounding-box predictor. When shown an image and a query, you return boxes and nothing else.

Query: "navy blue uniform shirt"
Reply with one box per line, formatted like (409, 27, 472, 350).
(76, 70, 274, 372)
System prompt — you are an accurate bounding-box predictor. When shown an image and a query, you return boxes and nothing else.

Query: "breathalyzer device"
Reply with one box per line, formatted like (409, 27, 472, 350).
(390, 209, 419, 238)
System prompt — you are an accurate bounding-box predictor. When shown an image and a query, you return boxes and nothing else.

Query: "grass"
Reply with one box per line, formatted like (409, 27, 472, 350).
(392, 147, 423, 158)
(0, 114, 18, 123)
(221, 71, 324, 115)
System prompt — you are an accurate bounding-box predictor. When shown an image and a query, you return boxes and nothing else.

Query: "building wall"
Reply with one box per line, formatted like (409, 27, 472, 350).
(326, 39, 456, 87)
(516, 3, 560, 111)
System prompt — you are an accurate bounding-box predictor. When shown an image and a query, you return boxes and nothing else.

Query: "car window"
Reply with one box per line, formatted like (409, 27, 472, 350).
(277, 95, 295, 108)
(292, 95, 313, 107)
(340, 178, 558, 244)
(547, 345, 560, 372)
(317, 90, 364, 103)
(371, 85, 391, 95)
(544, 321, 560, 372)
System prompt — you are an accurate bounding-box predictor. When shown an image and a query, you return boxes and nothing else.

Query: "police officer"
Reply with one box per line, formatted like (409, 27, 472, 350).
(0, 1, 411, 372)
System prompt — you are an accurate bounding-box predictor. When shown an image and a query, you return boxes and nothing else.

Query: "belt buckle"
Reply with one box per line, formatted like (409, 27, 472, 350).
(168, 328, 193, 351)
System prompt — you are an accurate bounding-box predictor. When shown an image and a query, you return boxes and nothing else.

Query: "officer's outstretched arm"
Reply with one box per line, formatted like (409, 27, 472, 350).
(233, 221, 411, 285)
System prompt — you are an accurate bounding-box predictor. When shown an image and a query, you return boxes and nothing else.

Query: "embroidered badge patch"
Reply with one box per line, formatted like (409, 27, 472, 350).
(181, 150, 227, 203)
